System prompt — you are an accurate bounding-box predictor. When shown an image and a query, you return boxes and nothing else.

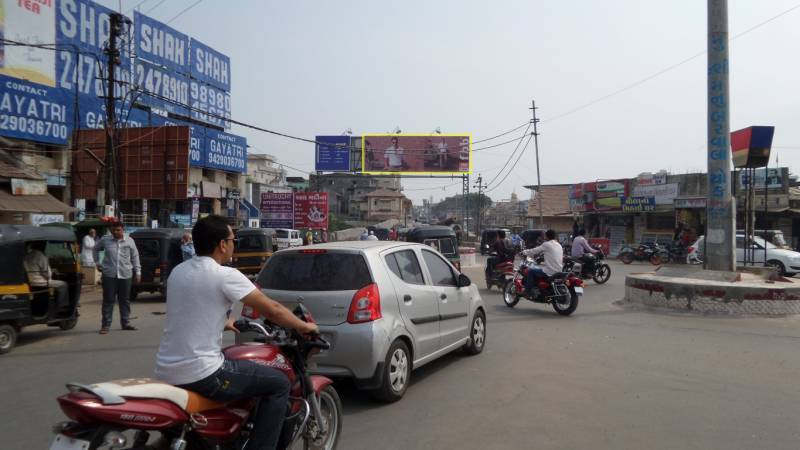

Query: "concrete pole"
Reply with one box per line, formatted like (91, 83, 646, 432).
(705, 0, 735, 271)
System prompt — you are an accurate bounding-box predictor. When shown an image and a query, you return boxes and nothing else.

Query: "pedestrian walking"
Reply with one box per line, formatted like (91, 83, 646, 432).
(94, 221, 141, 334)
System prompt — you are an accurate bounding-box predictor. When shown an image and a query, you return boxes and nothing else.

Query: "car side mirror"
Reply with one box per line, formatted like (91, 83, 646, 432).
(457, 273, 471, 288)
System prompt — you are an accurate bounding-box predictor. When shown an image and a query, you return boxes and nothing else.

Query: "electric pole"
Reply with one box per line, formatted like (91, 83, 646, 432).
(530, 100, 543, 228)
(104, 12, 125, 217)
(473, 174, 487, 237)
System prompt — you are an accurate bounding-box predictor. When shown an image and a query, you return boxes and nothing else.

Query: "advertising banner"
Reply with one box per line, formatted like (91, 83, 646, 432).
(189, 38, 231, 92)
(739, 168, 784, 190)
(315, 135, 351, 172)
(294, 192, 328, 229)
(205, 130, 246, 173)
(78, 99, 150, 129)
(632, 183, 679, 205)
(0, 74, 73, 144)
(134, 59, 190, 115)
(134, 11, 189, 74)
(189, 79, 231, 129)
(362, 134, 471, 175)
(260, 192, 294, 229)
(0, 0, 57, 86)
(621, 197, 656, 213)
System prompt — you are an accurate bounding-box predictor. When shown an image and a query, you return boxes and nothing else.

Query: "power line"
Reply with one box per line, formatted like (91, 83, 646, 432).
(165, 0, 204, 24)
(125, 0, 151, 14)
(484, 124, 532, 188)
(486, 133, 534, 193)
(472, 134, 529, 152)
(473, 122, 530, 144)
(144, 0, 168, 14)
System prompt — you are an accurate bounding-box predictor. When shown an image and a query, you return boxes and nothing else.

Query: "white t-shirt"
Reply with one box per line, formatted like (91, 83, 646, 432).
(154, 256, 255, 385)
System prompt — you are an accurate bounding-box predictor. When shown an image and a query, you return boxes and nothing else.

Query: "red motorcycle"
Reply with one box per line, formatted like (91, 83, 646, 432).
(485, 256, 515, 291)
(502, 256, 584, 316)
(48, 305, 342, 450)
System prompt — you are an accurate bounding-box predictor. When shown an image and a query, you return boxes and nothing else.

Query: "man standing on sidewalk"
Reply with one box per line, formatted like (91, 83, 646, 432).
(94, 222, 141, 334)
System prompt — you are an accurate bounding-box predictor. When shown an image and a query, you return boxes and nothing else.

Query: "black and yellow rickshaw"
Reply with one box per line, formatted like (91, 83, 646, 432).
(406, 225, 462, 271)
(232, 228, 274, 279)
(0, 225, 82, 354)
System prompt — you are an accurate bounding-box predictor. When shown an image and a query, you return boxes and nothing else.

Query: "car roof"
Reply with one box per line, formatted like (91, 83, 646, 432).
(406, 225, 456, 239)
(279, 240, 422, 253)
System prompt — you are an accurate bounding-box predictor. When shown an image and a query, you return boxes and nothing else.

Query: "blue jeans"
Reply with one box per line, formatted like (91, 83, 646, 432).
(525, 267, 547, 291)
(178, 359, 291, 450)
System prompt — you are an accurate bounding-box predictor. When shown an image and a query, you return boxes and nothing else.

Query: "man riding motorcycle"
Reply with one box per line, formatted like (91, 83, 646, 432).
(485, 230, 514, 277)
(521, 229, 563, 296)
(154, 215, 318, 450)
(571, 228, 599, 276)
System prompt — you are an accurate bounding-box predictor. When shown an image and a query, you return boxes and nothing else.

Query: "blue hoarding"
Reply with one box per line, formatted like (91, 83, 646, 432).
(134, 11, 190, 74)
(189, 79, 231, 129)
(315, 135, 351, 171)
(134, 59, 190, 116)
(189, 38, 231, 92)
(205, 130, 247, 173)
(78, 97, 151, 129)
(0, 75, 74, 145)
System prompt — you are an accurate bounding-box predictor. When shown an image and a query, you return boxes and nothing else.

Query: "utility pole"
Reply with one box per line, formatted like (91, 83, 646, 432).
(530, 100, 543, 228)
(473, 174, 487, 237)
(104, 13, 125, 217)
(705, 0, 735, 271)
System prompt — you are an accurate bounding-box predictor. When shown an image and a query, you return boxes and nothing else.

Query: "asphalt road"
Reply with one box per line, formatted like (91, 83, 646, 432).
(2, 258, 799, 449)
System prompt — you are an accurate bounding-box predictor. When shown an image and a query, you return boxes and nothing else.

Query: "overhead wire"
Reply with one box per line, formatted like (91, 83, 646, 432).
(165, 0, 204, 24)
(485, 133, 534, 193)
(483, 124, 532, 188)
(473, 122, 530, 144)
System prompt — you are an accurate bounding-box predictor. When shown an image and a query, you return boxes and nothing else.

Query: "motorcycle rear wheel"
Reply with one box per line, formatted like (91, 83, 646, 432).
(593, 264, 611, 284)
(502, 280, 520, 307)
(552, 288, 579, 316)
(620, 253, 633, 264)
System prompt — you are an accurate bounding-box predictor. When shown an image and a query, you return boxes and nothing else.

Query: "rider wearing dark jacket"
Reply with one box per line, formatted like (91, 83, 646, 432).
(486, 231, 513, 276)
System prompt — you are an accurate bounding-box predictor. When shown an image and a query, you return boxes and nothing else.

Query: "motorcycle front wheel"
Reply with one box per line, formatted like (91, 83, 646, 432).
(593, 264, 611, 284)
(291, 385, 343, 450)
(620, 252, 633, 264)
(649, 254, 662, 265)
(552, 288, 579, 316)
(502, 280, 520, 307)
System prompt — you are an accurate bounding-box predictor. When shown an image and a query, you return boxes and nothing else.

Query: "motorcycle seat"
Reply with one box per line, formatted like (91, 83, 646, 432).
(88, 378, 224, 413)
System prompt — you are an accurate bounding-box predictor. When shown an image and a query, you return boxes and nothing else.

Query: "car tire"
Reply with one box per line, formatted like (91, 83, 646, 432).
(766, 260, 786, 277)
(0, 324, 18, 354)
(371, 340, 411, 403)
(462, 310, 486, 356)
(59, 318, 78, 331)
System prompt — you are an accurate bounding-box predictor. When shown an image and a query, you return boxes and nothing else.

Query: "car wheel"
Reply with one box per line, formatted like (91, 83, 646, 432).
(372, 340, 411, 403)
(766, 260, 786, 277)
(502, 280, 520, 307)
(59, 318, 78, 331)
(0, 324, 18, 354)
(462, 310, 486, 355)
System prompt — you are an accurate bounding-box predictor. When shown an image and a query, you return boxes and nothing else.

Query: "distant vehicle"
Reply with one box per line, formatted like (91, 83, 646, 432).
(232, 228, 274, 278)
(274, 228, 302, 250)
(687, 235, 800, 277)
(735, 229, 789, 249)
(520, 229, 546, 250)
(130, 228, 185, 300)
(405, 225, 461, 270)
(480, 228, 511, 255)
(237, 241, 486, 402)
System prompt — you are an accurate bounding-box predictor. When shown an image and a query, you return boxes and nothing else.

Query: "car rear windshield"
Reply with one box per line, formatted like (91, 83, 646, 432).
(237, 235, 267, 252)
(258, 252, 372, 291)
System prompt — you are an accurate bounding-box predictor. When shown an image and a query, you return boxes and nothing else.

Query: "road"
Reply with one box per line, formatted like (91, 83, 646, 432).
(2, 258, 799, 449)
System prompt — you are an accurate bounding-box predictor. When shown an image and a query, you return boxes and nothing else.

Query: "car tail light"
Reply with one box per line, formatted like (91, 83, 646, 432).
(348, 283, 381, 324)
(300, 249, 327, 254)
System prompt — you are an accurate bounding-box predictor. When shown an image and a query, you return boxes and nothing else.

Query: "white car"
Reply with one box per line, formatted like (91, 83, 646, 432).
(687, 235, 800, 277)
(274, 228, 303, 250)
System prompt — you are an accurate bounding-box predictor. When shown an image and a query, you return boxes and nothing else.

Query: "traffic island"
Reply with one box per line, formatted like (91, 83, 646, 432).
(623, 266, 800, 315)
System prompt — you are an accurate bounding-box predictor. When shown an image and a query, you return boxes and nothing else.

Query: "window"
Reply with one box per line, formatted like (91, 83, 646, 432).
(236, 235, 266, 252)
(385, 250, 425, 285)
(258, 252, 372, 291)
(422, 250, 456, 287)
(276, 230, 289, 238)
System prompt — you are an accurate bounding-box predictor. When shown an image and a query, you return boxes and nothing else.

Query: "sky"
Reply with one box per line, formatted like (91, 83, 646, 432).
(100, 0, 800, 204)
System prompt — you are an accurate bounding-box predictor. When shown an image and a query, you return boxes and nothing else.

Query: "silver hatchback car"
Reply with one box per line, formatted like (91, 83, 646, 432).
(237, 241, 486, 401)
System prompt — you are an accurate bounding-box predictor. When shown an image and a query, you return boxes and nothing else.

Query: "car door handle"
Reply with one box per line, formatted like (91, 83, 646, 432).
(403, 294, 412, 302)
(440, 293, 447, 300)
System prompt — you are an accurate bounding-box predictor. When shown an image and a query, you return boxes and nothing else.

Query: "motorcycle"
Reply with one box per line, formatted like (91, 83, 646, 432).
(502, 256, 584, 316)
(563, 249, 611, 284)
(618, 242, 665, 265)
(48, 305, 342, 450)
(485, 253, 515, 291)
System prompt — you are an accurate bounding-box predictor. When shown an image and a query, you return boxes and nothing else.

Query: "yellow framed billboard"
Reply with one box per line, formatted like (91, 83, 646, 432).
(361, 134, 472, 175)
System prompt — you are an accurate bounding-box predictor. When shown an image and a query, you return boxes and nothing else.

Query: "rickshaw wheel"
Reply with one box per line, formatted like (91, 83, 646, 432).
(59, 318, 78, 331)
(0, 324, 17, 354)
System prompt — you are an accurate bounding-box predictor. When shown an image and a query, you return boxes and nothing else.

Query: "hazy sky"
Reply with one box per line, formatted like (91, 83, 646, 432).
(100, 0, 800, 204)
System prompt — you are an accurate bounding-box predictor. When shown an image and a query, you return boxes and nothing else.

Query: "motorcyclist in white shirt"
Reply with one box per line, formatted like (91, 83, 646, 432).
(520, 229, 563, 296)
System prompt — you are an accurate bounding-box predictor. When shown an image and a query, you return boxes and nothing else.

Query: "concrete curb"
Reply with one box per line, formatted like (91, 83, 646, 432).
(624, 272, 800, 315)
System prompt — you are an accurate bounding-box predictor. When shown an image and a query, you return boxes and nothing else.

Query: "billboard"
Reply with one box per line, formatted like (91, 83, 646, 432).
(294, 192, 328, 229)
(189, 38, 231, 92)
(205, 130, 246, 173)
(315, 135, 351, 172)
(361, 134, 471, 175)
(134, 10, 190, 74)
(0, 0, 57, 86)
(134, 59, 190, 116)
(260, 192, 294, 228)
(189, 79, 231, 129)
(0, 74, 73, 144)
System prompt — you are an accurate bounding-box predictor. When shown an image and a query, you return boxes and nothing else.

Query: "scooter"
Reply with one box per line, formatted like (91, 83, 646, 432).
(48, 305, 342, 450)
(502, 256, 584, 316)
(563, 249, 611, 284)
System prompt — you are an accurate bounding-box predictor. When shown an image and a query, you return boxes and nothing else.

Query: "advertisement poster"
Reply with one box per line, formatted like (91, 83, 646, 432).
(739, 168, 784, 190)
(260, 192, 294, 229)
(315, 135, 351, 172)
(0, 74, 73, 144)
(134, 10, 189, 74)
(293, 192, 328, 229)
(362, 134, 471, 175)
(0, 0, 57, 86)
(205, 129, 246, 173)
(134, 59, 190, 116)
(189, 38, 230, 92)
(632, 183, 679, 205)
(189, 79, 231, 129)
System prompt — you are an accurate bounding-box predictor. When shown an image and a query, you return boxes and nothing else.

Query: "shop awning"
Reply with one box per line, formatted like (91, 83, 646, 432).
(0, 188, 77, 214)
(241, 198, 260, 219)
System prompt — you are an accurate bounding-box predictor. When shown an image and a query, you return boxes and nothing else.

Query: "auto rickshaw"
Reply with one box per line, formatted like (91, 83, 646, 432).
(405, 225, 462, 271)
(130, 228, 185, 300)
(232, 228, 275, 279)
(0, 225, 82, 354)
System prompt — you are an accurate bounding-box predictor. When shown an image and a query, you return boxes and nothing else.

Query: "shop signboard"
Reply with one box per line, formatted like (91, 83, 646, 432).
(637, 172, 667, 186)
(594, 180, 627, 210)
(315, 135, 351, 172)
(11, 178, 47, 195)
(260, 192, 294, 229)
(621, 197, 656, 213)
(31, 213, 65, 226)
(294, 192, 328, 230)
(674, 197, 706, 209)
(632, 183, 679, 205)
(738, 168, 784, 190)
(361, 134, 471, 175)
(169, 213, 191, 227)
(205, 130, 247, 173)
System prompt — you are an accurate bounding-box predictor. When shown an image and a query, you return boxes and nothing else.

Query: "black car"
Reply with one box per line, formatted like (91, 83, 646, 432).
(130, 229, 185, 300)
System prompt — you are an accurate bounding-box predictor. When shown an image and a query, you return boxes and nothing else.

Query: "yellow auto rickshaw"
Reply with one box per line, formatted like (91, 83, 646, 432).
(232, 228, 274, 279)
(0, 225, 82, 354)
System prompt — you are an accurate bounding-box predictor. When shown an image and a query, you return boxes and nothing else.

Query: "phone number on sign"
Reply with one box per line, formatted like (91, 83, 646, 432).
(0, 115, 69, 139)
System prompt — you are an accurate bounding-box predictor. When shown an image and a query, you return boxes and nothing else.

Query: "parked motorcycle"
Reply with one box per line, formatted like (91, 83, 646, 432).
(485, 254, 515, 291)
(618, 242, 664, 265)
(563, 249, 611, 284)
(502, 256, 584, 315)
(48, 305, 342, 450)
